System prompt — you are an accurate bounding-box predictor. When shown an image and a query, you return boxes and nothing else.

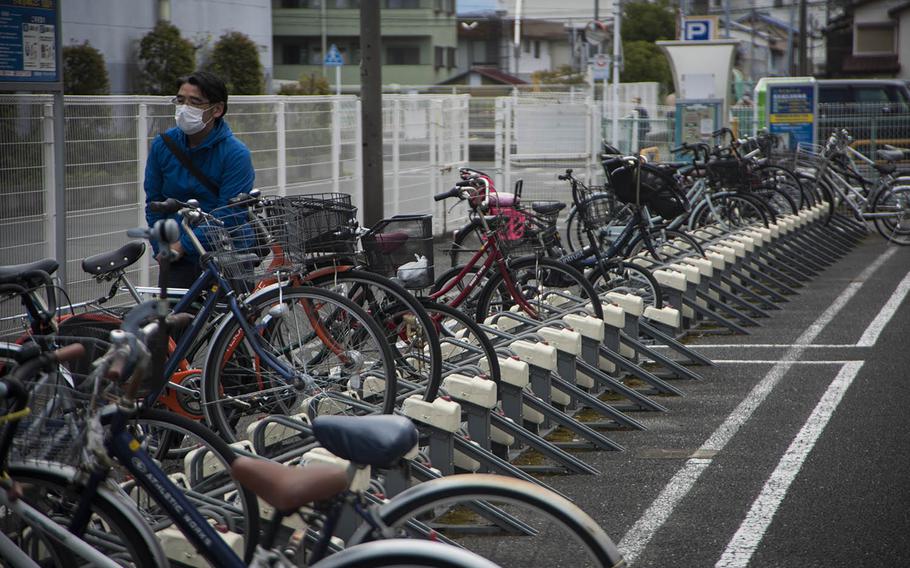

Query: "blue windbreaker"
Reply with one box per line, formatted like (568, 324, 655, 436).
(144, 120, 255, 258)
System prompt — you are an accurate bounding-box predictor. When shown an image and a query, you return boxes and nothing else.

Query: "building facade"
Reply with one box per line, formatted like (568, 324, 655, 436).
(62, 0, 274, 94)
(273, 0, 459, 88)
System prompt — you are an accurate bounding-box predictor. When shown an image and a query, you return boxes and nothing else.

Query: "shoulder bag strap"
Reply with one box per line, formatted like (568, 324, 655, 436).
(160, 133, 220, 198)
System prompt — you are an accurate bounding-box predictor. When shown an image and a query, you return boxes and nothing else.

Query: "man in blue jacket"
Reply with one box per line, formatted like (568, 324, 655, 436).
(144, 71, 255, 288)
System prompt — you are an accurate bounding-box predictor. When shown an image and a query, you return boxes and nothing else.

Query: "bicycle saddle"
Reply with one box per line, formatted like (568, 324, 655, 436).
(0, 259, 58, 286)
(876, 148, 904, 162)
(231, 457, 349, 513)
(874, 162, 897, 175)
(312, 415, 418, 468)
(81, 241, 147, 276)
(531, 201, 566, 215)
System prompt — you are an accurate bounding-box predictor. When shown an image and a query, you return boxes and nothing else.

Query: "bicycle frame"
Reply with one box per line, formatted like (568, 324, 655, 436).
(430, 231, 540, 319)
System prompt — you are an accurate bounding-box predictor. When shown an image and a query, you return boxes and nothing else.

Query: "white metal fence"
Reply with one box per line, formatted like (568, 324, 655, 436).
(0, 94, 468, 316)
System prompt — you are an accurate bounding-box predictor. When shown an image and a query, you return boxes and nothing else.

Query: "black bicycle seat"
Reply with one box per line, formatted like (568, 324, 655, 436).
(81, 241, 147, 276)
(876, 149, 904, 162)
(0, 258, 58, 286)
(313, 415, 418, 468)
(531, 201, 566, 215)
(874, 162, 897, 175)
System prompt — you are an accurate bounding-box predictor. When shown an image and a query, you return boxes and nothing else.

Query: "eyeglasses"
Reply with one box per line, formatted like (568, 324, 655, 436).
(170, 95, 211, 108)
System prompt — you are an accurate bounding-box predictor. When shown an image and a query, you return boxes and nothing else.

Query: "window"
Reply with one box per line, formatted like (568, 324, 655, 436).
(533, 40, 540, 59)
(386, 0, 419, 7)
(523, 41, 530, 54)
(281, 44, 305, 64)
(434, 46, 444, 69)
(387, 46, 420, 65)
(855, 23, 896, 54)
(446, 47, 456, 69)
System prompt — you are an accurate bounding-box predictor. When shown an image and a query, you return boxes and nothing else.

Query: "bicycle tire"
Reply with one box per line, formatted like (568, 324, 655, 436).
(346, 473, 624, 568)
(750, 184, 798, 216)
(872, 183, 910, 245)
(688, 192, 770, 230)
(753, 164, 813, 209)
(473, 257, 605, 323)
(201, 286, 398, 443)
(625, 227, 706, 263)
(587, 260, 663, 310)
(306, 269, 443, 402)
(449, 223, 484, 268)
(417, 298, 502, 390)
(127, 407, 260, 563)
(2, 463, 165, 568)
(313, 539, 502, 568)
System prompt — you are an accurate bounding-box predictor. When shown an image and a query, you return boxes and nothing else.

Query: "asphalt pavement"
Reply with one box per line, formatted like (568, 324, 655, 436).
(435, 233, 910, 567)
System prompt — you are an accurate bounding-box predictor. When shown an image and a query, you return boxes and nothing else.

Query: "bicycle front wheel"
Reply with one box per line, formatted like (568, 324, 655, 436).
(202, 286, 397, 443)
(1, 464, 165, 568)
(474, 257, 605, 322)
(315, 539, 502, 568)
(588, 260, 663, 310)
(872, 184, 910, 245)
(347, 473, 624, 568)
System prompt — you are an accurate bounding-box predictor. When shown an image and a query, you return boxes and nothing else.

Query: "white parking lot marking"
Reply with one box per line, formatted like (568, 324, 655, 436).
(617, 248, 893, 565)
(856, 270, 910, 347)
(714, 361, 864, 568)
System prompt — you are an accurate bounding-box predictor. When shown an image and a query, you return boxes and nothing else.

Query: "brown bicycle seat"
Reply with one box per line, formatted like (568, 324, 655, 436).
(231, 456, 349, 513)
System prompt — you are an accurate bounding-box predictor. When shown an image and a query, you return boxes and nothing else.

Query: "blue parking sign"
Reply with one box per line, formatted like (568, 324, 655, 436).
(682, 17, 717, 41)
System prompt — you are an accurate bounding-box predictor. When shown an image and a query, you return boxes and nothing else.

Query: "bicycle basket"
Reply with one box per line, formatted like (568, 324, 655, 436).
(272, 193, 359, 260)
(612, 163, 688, 219)
(361, 215, 435, 289)
(706, 158, 749, 188)
(496, 202, 561, 259)
(5, 336, 114, 466)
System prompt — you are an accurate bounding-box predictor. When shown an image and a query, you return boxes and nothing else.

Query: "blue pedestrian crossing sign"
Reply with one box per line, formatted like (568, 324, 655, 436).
(324, 44, 344, 67)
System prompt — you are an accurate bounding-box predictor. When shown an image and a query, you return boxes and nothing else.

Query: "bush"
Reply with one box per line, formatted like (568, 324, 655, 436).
(620, 41, 673, 92)
(531, 65, 587, 85)
(137, 21, 196, 95)
(277, 73, 331, 96)
(208, 31, 264, 95)
(63, 42, 109, 95)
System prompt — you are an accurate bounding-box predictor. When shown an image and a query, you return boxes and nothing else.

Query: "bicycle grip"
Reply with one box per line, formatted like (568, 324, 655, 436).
(52, 343, 87, 365)
(148, 198, 182, 214)
(434, 186, 461, 201)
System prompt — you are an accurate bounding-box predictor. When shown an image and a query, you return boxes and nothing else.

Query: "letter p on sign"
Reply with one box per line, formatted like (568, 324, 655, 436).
(683, 19, 714, 41)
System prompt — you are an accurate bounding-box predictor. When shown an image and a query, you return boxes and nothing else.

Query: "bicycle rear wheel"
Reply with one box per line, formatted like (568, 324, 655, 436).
(872, 184, 910, 245)
(473, 257, 605, 323)
(202, 286, 397, 443)
(587, 260, 663, 309)
(1, 464, 164, 568)
(347, 474, 624, 568)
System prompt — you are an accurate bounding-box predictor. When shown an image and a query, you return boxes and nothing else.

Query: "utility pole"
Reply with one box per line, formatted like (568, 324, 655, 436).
(321, 0, 327, 76)
(611, 0, 621, 148)
(787, 3, 795, 75)
(723, 0, 731, 38)
(360, 1, 383, 226)
(798, 0, 808, 75)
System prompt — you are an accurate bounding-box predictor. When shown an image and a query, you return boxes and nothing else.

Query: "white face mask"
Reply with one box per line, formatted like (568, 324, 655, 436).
(174, 104, 213, 135)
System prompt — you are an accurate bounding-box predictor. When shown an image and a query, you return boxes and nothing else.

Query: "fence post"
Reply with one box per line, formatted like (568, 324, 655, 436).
(494, 97, 504, 191)
(276, 99, 287, 197)
(353, 98, 364, 225)
(41, 102, 58, 267)
(430, 99, 442, 235)
(136, 103, 150, 287)
(331, 97, 342, 194)
(631, 110, 640, 152)
(391, 98, 401, 216)
(504, 97, 512, 194)
(461, 96, 469, 165)
(585, 96, 594, 183)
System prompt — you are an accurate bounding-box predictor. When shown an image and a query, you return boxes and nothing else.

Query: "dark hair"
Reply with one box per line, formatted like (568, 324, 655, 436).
(177, 71, 228, 117)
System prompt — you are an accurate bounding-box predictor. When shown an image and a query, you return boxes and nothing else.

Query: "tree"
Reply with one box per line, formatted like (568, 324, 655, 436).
(208, 31, 264, 95)
(137, 21, 195, 95)
(531, 65, 587, 85)
(63, 42, 109, 94)
(621, 41, 673, 92)
(277, 73, 331, 95)
(616, 0, 676, 91)
(622, 0, 677, 43)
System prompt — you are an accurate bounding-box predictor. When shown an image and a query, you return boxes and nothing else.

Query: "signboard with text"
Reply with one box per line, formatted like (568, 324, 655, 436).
(767, 83, 817, 151)
(674, 99, 723, 158)
(0, 0, 58, 83)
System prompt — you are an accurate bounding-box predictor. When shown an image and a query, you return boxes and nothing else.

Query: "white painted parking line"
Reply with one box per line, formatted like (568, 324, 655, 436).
(662, 344, 856, 349)
(711, 360, 862, 365)
(617, 248, 894, 566)
(714, 361, 864, 568)
(856, 270, 910, 347)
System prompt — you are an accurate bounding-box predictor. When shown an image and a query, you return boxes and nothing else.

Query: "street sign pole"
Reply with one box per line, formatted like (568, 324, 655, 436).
(335, 65, 341, 96)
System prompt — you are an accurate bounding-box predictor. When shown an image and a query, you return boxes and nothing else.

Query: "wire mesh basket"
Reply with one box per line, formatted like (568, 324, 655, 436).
(496, 203, 561, 259)
(705, 158, 750, 188)
(361, 215, 435, 289)
(794, 142, 827, 171)
(199, 194, 358, 285)
(4, 336, 114, 466)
